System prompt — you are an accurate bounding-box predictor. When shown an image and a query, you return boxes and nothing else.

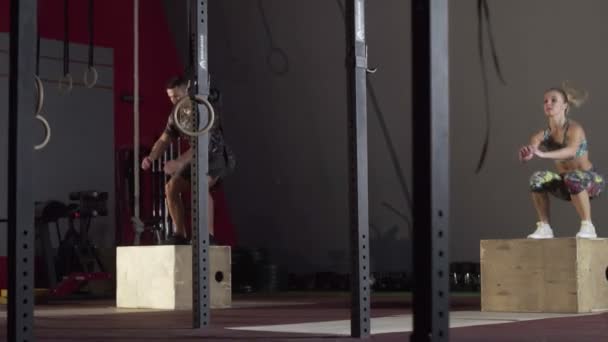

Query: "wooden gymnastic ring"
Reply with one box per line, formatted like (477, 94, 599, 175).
(34, 114, 51, 150)
(171, 95, 215, 137)
(34, 75, 44, 115)
(84, 66, 98, 88)
(58, 73, 73, 93)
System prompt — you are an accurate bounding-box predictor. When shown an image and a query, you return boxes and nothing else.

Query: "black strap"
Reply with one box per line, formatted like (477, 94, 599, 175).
(335, 0, 345, 20)
(256, 0, 289, 75)
(87, 0, 94, 68)
(36, 28, 41, 76)
(63, 0, 70, 76)
(545, 119, 570, 144)
(257, 0, 273, 45)
(475, 0, 506, 174)
(478, 0, 506, 84)
(366, 73, 413, 219)
(217, 113, 230, 164)
(207, 95, 232, 168)
(562, 120, 570, 145)
(35, 0, 41, 75)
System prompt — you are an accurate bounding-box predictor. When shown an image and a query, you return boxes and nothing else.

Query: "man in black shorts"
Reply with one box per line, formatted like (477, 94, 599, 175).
(141, 76, 234, 245)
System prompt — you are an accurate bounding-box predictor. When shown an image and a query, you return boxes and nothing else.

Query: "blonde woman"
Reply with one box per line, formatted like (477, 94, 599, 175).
(519, 83, 604, 239)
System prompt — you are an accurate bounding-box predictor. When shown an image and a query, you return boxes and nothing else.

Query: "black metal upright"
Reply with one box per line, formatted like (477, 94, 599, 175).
(8, 0, 37, 341)
(192, 0, 211, 329)
(345, 0, 371, 338)
(410, 0, 450, 341)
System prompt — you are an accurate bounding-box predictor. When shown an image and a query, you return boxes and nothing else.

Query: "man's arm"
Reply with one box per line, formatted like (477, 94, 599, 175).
(175, 148, 193, 165)
(148, 132, 172, 161)
(142, 132, 172, 170)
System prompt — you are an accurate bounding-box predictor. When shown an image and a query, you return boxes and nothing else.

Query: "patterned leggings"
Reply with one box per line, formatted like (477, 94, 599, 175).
(529, 170, 605, 201)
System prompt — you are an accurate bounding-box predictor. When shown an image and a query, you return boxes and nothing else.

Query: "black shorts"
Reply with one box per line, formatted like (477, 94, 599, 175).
(175, 157, 228, 182)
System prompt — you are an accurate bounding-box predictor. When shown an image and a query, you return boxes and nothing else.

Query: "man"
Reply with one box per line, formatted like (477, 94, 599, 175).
(141, 75, 233, 245)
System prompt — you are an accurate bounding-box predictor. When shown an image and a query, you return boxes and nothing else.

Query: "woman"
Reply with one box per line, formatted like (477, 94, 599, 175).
(518, 83, 604, 239)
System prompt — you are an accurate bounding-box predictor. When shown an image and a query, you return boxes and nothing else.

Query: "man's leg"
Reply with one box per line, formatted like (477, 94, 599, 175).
(165, 174, 218, 243)
(165, 176, 190, 240)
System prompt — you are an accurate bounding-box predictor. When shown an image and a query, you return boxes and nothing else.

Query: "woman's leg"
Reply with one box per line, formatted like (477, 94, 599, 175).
(527, 171, 562, 238)
(564, 171, 593, 221)
(570, 191, 591, 221)
(528, 171, 564, 222)
(531, 192, 551, 223)
(564, 170, 605, 238)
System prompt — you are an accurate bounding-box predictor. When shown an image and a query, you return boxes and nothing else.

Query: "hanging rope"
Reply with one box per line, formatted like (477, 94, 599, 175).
(84, 0, 98, 88)
(34, 2, 50, 150)
(34, 3, 44, 116)
(335, 0, 345, 18)
(256, 0, 289, 75)
(216, 0, 246, 82)
(475, 0, 506, 174)
(59, 0, 73, 93)
(132, 0, 143, 244)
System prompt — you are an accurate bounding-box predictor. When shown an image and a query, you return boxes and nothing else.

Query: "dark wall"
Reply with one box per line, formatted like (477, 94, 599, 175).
(163, 0, 608, 275)
(164, 0, 415, 274)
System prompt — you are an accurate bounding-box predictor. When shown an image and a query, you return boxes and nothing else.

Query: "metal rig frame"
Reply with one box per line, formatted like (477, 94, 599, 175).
(6, 0, 449, 340)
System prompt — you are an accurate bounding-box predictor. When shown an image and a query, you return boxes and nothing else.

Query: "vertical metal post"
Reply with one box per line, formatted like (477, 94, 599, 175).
(345, 0, 371, 338)
(192, 0, 211, 329)
(8, 0, 37, 341)
(410, 0, 450, 341)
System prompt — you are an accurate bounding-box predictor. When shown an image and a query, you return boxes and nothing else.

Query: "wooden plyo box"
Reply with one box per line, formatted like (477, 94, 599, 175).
(116, 245, 231, 310)
(480, 238, 608, 313)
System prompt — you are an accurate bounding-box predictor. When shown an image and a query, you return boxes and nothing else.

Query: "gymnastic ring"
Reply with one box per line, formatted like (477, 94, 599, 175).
(34, 114, 51, 150)
(172, 95, 215, 137)
(58, 73, 73, 93)
(34, 75, 44, 115)
(83, 66, 98, 88)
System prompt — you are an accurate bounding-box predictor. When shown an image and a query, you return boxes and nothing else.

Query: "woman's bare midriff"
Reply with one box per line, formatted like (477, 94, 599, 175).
(555, 155, 593, 173)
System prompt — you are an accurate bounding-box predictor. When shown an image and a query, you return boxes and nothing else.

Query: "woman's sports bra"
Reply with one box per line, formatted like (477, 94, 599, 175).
(540, 120, 587, 160)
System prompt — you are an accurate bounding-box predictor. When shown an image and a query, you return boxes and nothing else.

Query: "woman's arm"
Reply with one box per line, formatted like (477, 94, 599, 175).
(519, 130, 544, 162)
(529, 130, 545, 148)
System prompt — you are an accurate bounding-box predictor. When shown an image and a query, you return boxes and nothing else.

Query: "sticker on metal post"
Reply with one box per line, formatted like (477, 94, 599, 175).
(199, 35, 208, 70)
(355, 0, 365, 42)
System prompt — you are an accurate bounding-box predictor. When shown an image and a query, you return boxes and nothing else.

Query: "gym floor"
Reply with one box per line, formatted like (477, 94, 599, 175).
(1, 293, 607, 341)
